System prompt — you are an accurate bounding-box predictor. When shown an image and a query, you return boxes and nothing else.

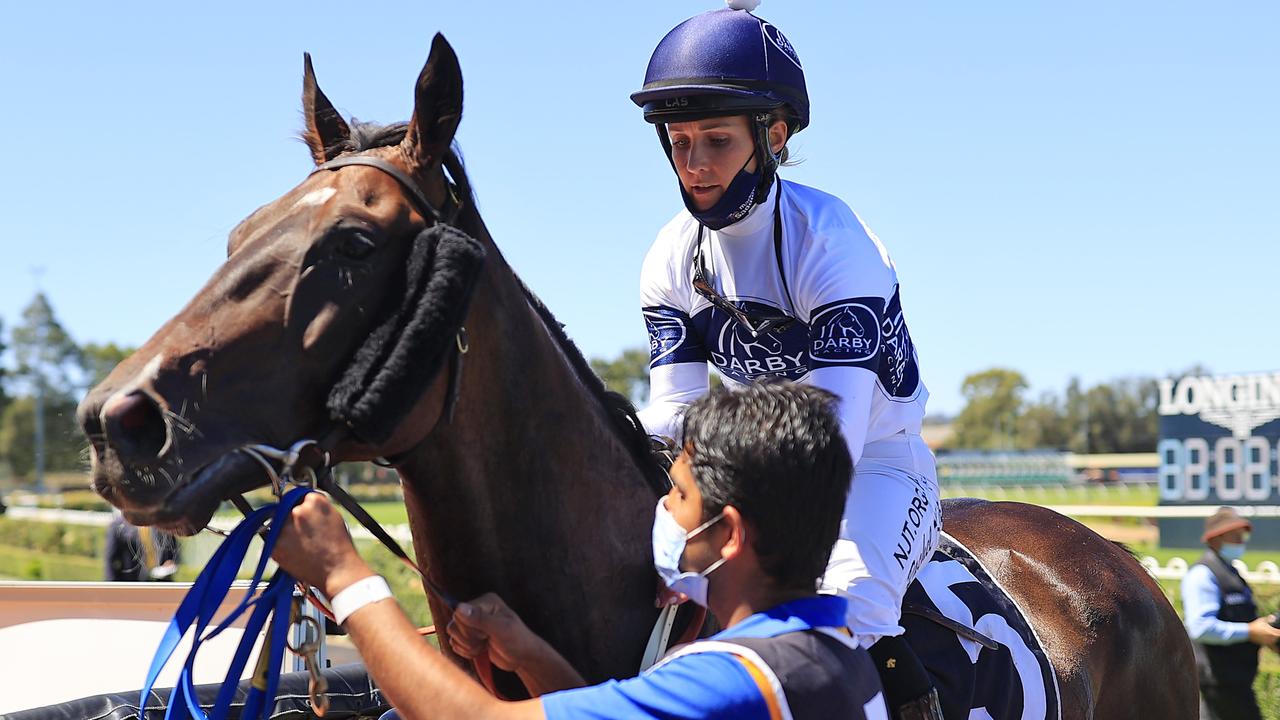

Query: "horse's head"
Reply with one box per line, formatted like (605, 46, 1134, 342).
(77, 35, 481, 533)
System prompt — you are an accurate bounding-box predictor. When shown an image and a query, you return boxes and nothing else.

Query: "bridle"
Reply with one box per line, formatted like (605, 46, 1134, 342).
(227, 150, 499, 694)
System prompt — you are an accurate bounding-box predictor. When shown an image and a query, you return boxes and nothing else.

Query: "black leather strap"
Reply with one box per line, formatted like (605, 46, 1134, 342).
(312, 154, 448, 222)
(771, 182, 797, 317)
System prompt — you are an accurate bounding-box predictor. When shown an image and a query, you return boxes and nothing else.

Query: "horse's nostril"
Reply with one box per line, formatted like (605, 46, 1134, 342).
(102, 392, 169, 465)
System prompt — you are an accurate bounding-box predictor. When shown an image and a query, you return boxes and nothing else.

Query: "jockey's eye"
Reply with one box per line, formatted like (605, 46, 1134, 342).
(333, 230, 378, 261)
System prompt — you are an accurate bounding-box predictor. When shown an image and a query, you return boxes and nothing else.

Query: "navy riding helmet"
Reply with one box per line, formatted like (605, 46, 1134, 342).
(632, 4, 809, 229)
(630, 6, 809, 132)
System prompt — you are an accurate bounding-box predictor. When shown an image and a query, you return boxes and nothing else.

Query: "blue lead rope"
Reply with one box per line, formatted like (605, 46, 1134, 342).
(139, 486, 313, 720)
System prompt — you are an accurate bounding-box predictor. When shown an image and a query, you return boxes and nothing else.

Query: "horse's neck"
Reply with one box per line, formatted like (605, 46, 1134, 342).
(395, 254, 660, 681)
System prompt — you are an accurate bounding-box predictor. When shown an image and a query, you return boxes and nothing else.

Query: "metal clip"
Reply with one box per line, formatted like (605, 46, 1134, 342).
(287, 613, 329, 716)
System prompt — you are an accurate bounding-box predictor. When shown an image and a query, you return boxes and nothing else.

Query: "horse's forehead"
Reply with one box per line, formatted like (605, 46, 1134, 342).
(227, 163, 409, 247)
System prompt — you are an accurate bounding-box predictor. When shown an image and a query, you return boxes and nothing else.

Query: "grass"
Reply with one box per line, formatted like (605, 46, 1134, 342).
(941, 482, 1160, 506)
(214, 500, 410, 527)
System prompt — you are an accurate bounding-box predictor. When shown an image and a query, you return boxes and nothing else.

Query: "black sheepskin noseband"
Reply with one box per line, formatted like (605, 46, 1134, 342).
(327, 223, 487, 446)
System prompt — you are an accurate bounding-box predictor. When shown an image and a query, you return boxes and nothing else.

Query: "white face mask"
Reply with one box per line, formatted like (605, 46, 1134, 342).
(651, 497, 730, 607)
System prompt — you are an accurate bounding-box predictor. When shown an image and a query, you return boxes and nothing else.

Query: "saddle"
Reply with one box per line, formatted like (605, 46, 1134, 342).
(900, 532, 1062, 720)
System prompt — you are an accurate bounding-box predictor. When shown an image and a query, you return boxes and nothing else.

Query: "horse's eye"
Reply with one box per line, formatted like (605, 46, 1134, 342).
(335, 232, 378, 261)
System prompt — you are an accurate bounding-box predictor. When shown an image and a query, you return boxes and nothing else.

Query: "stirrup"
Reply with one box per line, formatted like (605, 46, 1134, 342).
(893, 687, 944, 720)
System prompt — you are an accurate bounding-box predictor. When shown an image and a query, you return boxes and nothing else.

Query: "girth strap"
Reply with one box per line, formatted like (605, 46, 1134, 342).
(902, 602, 1000, 651)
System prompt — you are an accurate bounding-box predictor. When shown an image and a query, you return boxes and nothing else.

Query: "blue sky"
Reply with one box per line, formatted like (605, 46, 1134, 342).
(1, 2, 1276, 415)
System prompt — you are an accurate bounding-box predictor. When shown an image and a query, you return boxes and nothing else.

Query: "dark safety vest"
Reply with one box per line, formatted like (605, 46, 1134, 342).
(659, 628, 884, 718)
(1193, 549, 1259, 687)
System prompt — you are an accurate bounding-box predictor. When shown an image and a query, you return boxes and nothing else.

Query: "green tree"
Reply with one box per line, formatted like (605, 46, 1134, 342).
(590, 348, 652, 405)
(1080, 377, 1159, 453)
(0, 317, 10, 418)
(1014, 391, 1072, 450)
(11, 293, 82, 396)
(0, 396, 84, 478)
(80, 342, 136, 388)
(949, 368, 1028, 450)
(5, 293, 85, 486)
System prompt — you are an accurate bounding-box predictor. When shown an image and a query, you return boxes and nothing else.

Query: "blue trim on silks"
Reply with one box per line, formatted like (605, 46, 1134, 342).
(139, 486, 313, 720)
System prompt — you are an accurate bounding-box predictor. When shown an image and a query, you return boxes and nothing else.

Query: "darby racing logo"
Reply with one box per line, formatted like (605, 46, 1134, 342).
(1159, 371, 1280, 439)
(762, 23, 803, 70)
(809, 302, 880, 363)
(696, 301, 809, 384)
(644, 308, 689, 366)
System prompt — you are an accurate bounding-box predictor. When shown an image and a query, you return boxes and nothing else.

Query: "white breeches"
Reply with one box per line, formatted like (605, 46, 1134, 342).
(818, 432, 942, 649)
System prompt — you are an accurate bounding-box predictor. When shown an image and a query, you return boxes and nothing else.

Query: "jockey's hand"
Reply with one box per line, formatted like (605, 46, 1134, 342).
(448, 593, 546, 673)
(272, 492, 374, 598)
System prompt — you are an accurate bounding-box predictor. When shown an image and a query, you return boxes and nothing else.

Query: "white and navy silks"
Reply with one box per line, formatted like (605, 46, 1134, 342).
(637, 178, 942, 648)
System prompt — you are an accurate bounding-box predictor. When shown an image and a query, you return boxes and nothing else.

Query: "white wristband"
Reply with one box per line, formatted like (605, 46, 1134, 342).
(330, 575, 393, 625)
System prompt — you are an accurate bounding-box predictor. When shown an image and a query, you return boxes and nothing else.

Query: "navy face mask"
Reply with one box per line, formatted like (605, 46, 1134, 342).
(679, 153, 762, 231)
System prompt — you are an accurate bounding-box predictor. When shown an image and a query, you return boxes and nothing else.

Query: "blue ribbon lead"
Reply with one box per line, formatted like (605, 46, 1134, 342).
(139, 486, 313, 720)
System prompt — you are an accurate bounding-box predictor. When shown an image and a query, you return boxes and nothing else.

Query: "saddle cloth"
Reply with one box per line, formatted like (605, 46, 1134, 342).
(902, 532, 1061, 720)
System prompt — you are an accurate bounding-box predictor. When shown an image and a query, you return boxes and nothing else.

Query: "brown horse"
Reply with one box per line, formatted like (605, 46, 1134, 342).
(78, 36, 1196, 717)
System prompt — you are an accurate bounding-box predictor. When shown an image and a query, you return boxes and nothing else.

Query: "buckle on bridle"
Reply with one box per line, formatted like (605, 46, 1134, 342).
(240, 439, 332, 496)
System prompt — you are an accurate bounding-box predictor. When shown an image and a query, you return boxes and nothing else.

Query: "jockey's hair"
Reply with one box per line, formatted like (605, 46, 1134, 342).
(681, 380, 851, 591)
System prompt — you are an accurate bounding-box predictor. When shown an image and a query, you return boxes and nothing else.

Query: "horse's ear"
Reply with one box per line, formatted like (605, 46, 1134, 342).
(302, 53, 352, 166)
(403, 33, 463, 173)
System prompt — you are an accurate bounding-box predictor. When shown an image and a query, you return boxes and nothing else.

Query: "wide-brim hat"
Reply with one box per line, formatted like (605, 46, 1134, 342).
(1202, 506, 1253, 543)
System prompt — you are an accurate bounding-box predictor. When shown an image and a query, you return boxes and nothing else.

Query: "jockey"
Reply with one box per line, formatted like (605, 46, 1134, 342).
(631, 2, 943, 717)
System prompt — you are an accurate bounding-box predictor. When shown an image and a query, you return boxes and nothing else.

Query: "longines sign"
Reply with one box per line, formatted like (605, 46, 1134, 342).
(1158, 371, 1280, 503)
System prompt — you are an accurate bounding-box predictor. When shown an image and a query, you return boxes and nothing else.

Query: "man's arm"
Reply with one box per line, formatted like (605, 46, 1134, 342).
(448, 594, 587, 696)
(272, 493, 547, 720)
(1179, 564, 1280, 647)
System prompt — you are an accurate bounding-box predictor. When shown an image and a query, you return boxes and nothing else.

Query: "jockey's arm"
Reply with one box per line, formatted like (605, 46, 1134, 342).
(804, 366, 876, 465)
(637, 361, 709, 442)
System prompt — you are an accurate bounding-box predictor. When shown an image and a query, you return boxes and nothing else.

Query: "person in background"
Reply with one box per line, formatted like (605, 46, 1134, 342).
(1181, 506, 1280, 720)
(104, 510, 179, 581)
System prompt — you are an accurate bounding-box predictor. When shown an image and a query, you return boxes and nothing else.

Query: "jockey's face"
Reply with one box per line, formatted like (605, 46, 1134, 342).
(666, 116, 788, 212)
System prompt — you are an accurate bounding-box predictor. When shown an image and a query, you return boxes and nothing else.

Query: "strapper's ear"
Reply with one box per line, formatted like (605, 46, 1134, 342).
(327, 224, 486, 445)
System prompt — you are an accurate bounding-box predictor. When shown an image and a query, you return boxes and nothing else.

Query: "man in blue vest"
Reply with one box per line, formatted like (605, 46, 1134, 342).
(275, 382, 889, 719)
(1181, 506, 1280, 720)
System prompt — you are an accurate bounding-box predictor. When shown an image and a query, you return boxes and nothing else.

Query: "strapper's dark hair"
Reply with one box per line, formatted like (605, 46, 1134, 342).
(682, 381, 853, 591)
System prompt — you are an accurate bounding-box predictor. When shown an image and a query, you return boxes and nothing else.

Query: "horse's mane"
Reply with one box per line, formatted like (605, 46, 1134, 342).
(323, 120, 669, 497)
(514, 280, 671, 497)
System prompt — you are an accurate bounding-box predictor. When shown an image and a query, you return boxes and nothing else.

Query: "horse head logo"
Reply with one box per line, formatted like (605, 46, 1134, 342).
(727, 324, 784, 358)
(820, 306, 866, 341)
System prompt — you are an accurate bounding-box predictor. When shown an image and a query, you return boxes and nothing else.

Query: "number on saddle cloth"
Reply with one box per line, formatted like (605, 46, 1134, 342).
(900, 532, 1061, 720)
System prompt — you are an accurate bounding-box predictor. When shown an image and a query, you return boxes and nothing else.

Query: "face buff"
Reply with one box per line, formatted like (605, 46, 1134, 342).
(651, 497, 730, 607)
(680, 152, 762, 231)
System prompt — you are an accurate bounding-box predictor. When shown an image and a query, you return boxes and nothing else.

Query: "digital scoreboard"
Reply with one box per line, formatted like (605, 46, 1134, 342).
(1157, 371, 1280, 548)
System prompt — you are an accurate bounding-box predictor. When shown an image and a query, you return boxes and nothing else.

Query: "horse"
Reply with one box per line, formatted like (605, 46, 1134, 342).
(77, 35, 1197, 717)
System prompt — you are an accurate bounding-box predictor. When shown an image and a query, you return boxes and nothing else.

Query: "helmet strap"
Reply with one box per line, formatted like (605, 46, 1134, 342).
(750, 112, 781, 203)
